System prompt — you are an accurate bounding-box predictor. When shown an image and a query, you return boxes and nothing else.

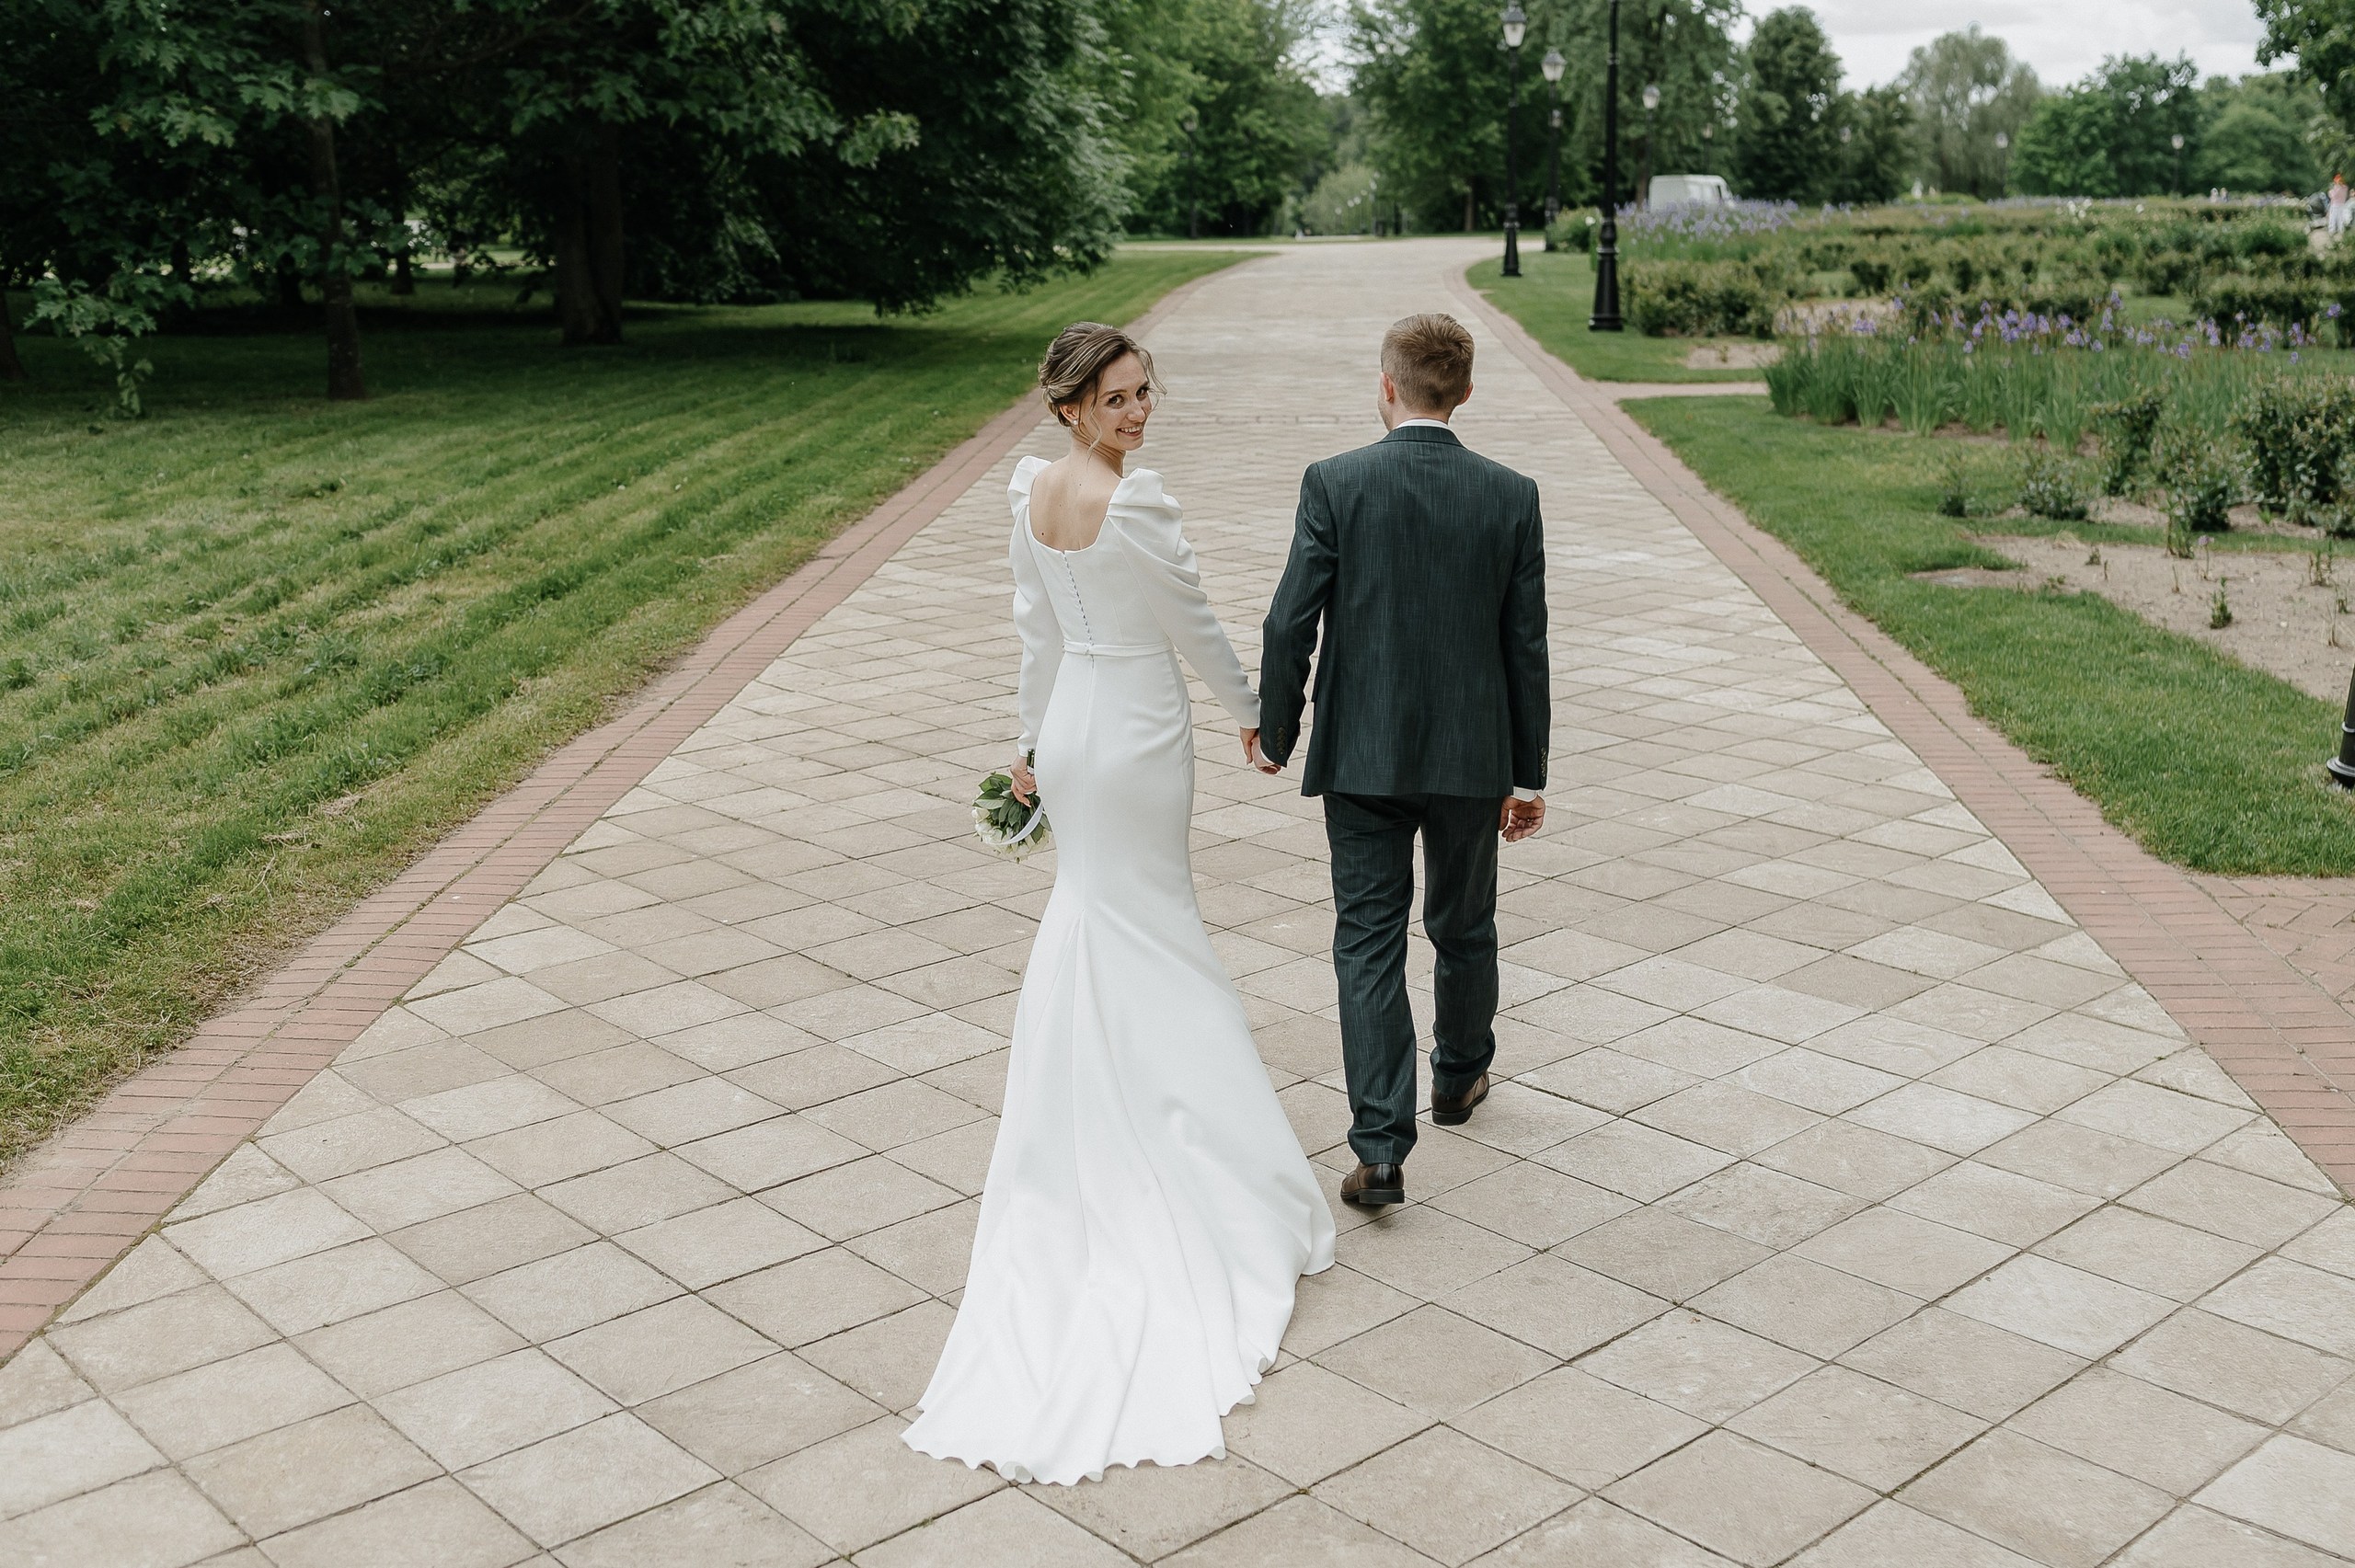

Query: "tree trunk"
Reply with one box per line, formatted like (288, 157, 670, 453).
(555, 131, 625, 346)
(276, 255, 305, 309)
(553, 161, 598, 344)
(588, 123, 624, 336)
(1463, 186, 1476, 233)
(303, 1, 366, 401)
(0, 292, 28, 383)
(392, 250, 414, 295)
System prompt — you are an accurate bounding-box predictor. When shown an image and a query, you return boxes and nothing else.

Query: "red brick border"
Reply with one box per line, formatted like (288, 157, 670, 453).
(0, 266, 1239, 1361)
(1455, 269, 2355, 1196)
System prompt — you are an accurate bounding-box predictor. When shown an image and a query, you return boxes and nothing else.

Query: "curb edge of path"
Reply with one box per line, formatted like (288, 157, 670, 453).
(1451, 266, 2355, 1198)
(0, 260, 1243, 1363)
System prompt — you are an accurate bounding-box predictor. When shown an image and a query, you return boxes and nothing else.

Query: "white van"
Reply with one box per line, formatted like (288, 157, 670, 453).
(1647, 174, 1731, 207)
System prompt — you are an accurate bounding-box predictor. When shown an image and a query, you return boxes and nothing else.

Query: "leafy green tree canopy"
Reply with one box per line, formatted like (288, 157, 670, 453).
(1734, 7, 1843, 202)
(1100, 0, 1327, 235)
(2012, 53, 2201, 197)
(2197, 73, 2324, 192)
(1350, 0, 1515, 230)
(1896, 26, 2041, 199)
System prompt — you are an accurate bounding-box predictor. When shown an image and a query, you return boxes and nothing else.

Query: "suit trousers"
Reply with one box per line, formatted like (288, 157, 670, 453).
(1323, 792, 1501, 1166)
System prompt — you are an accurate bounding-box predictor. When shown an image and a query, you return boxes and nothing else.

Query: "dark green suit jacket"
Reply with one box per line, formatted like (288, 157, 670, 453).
(1258, 424, 1550, 798)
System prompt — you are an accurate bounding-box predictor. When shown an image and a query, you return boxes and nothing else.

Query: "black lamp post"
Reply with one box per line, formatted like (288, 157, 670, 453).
(1501, 3, 1527, 277)
(1181, 109, 1200, 240)
(1639, 81, 1660, 209)
(1542, 48, 1566, 249)
(1591, 0, 1624, 329)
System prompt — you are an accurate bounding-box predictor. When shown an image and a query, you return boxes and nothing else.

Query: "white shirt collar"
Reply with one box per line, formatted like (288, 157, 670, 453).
(1392, 417, 1453, 431)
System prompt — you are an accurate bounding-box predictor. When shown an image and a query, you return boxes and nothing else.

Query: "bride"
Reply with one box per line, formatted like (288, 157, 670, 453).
(902, 323, 1336, 1484)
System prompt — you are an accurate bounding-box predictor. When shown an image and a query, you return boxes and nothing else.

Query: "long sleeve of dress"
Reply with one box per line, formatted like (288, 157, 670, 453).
(1110, 479, 1260, 729)
(1010, 517, 1063, 755)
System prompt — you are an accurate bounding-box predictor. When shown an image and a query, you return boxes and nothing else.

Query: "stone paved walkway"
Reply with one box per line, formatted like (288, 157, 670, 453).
(7, 239, 2355, 1567)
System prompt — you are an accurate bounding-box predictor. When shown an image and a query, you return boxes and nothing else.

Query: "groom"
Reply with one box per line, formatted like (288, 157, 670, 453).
(1255, 313, 1550, 1209)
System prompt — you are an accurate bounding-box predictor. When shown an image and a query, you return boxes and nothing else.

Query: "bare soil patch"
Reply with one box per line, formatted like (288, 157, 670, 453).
(1955, 532, 2355, 703)
(1682, 341, 1782, 370)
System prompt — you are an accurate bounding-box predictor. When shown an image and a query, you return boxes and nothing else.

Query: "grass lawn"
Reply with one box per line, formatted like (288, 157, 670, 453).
(0, 249, 1236, 1167)
(1623, 396, 2355, 876)
(1469, 250, 1774, 383)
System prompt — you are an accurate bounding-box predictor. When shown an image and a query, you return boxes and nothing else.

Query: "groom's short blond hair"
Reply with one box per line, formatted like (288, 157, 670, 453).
(1381, 314, 1475, 413)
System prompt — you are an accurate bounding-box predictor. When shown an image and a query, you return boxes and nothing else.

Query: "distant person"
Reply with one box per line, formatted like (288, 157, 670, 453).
(2332, 174, 2350, 240)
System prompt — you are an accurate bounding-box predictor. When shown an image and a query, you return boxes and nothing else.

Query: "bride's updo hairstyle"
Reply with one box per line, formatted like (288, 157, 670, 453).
(1040, 322, 1160, 439)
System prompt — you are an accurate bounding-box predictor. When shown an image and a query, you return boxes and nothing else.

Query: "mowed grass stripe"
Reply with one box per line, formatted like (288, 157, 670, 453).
(0, 250, 1237, 1165)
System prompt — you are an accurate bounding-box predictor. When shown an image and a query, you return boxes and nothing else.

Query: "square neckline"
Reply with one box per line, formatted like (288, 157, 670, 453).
(1019, 456, 1155, 556)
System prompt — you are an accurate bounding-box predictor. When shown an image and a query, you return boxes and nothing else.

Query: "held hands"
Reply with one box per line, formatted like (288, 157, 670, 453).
(1499, 795, 1545, 842)
(1242, 727, 1281, 774)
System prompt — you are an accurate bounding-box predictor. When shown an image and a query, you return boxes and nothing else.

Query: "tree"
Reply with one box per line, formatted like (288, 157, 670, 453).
(2257, 0, 2355, 132)
(1833, 85, 1913, 204)
(1734, 7, 1843, 203)
(1897, 27, 2041, 199)
(2010, 93, 2116, 196)
(2198, 74, 2324, 193)
(1350, 0, 1513, 230)
(19, 0, 1133, 390)
(2013, 54, 2202, 197)
(2256, 0, 2355, 181)
(1097, 0, 1328, 235)
(0, 0, 108, 381)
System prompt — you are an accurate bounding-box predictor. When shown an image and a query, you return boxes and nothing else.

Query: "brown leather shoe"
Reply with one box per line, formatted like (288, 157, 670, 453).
(1430, 1072, 1490, 1127)
(1340, 1162, 1405, 1207)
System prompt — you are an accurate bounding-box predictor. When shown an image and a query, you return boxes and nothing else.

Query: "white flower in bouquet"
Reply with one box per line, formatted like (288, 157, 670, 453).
(974, 760, 1051, 861)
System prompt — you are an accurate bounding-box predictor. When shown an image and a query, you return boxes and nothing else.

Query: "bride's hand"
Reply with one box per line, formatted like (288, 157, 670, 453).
(1010, 757, 1038, 805)
(1242, 727, 1281, 774)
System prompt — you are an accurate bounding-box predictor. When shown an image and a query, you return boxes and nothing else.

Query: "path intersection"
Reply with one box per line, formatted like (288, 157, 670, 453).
(7, 240, 2355, 1567)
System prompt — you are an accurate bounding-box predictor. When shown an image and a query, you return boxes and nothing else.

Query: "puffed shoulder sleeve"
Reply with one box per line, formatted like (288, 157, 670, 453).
(1008, 463, 1062, 755)
(1109, 471, 1259, 728)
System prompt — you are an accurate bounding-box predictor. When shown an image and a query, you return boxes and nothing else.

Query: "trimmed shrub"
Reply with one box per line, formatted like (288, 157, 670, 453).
(2189, 276, 2355, 336)
(1545, 210, 1600, 252)
(1625, 260, 1778, 338)
(2088, 388, 2165, 496)
(2231, 376, 2355, 524)
(2157, 426, 2241, 533)
(2018, 449, 2091, 521)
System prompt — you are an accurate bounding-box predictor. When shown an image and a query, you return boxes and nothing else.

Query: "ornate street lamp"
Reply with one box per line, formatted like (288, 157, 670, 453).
(1543, 48, 1567, 249)
(1591, 0, 1624, 329)
(1501, 4, 1527, 278)
(1639, 82, 1660, 209)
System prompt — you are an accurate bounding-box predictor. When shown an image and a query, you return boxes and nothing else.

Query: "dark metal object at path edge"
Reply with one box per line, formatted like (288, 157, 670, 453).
(1590, 0, 1625, 330)
(1501, 3, 1526, 278)
(2330, 667, 2355, 787)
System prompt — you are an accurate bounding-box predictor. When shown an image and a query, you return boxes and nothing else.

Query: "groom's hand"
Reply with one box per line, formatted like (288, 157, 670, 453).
(1242, 727, 1281, 774)
(1499, 795, 1545, 842)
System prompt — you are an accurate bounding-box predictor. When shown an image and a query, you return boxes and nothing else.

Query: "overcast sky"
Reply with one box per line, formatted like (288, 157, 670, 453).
(1801, 1, 2271, 88)
(1302, 2, 2276, 94)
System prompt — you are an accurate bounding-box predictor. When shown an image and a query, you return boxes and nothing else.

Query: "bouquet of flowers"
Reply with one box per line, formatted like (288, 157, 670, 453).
(973, 756, 1051, 861)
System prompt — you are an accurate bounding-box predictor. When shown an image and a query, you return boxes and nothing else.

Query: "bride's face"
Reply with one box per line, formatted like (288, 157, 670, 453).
(1070, 353, 1153, 452)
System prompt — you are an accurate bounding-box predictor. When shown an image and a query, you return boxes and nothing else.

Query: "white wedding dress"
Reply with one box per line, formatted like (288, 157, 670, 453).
(902, 458, 1336, 1485)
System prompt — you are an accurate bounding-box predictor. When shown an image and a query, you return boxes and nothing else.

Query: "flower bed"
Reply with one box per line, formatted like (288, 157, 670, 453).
(1765, 293, 2355, 538)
